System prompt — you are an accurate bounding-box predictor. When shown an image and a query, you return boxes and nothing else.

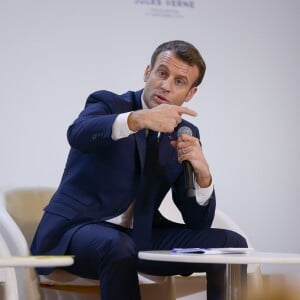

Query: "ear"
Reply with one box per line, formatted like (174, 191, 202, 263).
(185, 86, 198, 102)
(143, 65, 151, 82)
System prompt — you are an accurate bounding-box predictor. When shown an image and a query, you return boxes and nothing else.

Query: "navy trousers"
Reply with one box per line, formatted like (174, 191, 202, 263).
(62, 221, 247, 300)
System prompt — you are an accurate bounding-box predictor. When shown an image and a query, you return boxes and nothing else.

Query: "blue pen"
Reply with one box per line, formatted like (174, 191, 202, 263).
(171, 248, 205, 253)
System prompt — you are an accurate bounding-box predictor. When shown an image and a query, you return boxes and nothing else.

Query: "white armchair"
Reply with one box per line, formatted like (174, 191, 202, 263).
(0, 187, 259, 300)
(0, 232, 19, 300)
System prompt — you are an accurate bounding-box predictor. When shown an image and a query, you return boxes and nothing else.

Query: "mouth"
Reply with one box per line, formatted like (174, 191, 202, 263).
(155, 94, 169, 104)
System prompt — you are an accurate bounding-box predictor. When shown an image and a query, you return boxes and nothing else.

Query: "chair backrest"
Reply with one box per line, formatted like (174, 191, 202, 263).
(5, 188, 55, 246)
(4, 187, 254, 254)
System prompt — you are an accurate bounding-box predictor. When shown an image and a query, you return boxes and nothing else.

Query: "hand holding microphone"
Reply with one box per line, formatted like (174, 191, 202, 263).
(174, 125, 212, 197)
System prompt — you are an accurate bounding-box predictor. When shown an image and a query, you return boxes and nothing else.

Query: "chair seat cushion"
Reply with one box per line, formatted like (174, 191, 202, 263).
(39, 269, 169, 286)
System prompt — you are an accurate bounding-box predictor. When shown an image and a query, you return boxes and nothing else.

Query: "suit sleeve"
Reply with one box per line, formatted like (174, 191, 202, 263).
(67, 92, 120, 152)
(172, 173, 216, 229)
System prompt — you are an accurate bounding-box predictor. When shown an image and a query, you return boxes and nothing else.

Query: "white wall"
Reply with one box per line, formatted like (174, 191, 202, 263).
(1, 0, 300, 274)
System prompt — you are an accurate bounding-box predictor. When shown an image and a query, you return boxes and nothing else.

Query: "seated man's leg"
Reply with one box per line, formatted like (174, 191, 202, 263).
(63, 222, 141, 300)
(138, 227, 247, 300)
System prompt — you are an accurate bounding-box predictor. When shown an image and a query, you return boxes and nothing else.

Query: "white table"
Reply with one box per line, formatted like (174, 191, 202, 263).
(0, 255, 74, 268)
(138, 250, 300, 300)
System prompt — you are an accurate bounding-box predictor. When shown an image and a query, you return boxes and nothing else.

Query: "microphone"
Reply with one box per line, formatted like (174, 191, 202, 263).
(177, 126, 195, 197)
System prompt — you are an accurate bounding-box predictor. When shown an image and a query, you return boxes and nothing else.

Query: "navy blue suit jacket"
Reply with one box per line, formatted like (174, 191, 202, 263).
(31, 89, 216, 274)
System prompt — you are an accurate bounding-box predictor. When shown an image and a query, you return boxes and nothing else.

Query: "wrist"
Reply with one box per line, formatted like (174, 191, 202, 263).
(196, 173, 212, 188)
(128, 110, 152, 132)
(127, 111, 142, 131)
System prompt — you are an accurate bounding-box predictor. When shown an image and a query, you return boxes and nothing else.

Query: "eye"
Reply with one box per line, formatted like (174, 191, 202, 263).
(157, 70, 167, 78)
(175, 78, 186, 86)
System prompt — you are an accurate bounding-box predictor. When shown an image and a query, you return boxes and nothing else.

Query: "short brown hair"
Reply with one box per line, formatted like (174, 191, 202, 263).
(150, 40, 206, 87)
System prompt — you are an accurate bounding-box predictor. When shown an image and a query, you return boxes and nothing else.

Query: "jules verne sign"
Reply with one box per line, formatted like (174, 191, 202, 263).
(134, 0, 196, 18)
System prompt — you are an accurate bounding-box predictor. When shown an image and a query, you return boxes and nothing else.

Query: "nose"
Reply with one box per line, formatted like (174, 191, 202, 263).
(161, 78, 172, 91)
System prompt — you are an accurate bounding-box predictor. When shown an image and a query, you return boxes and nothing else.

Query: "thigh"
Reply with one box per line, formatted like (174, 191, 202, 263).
(63, 222, 137, 279)
(152, 226, 247, 250)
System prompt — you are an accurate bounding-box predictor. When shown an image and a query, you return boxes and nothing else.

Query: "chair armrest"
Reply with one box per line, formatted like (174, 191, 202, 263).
(0, 192, 30, 256)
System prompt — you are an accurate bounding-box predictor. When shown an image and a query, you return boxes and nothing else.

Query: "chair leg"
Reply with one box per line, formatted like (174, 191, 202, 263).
(165, 276, 176, 300)
(140, 276, 176, 300)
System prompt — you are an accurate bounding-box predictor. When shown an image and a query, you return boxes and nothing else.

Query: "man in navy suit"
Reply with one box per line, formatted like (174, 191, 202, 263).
(31, 40, 247, 300)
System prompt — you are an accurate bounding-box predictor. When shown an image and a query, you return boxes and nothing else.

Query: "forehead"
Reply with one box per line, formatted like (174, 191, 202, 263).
(153, 51, 199, 79)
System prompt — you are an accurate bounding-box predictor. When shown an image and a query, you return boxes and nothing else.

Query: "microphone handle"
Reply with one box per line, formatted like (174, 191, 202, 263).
(182, 160, 195, 197)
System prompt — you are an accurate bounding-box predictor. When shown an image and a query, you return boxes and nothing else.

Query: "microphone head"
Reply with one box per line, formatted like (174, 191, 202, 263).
(177, 126, 192, 138)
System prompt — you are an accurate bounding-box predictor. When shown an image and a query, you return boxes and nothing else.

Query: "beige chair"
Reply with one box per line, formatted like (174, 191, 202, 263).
(0, 187, 176, 300)
(0, 187, 260, 300)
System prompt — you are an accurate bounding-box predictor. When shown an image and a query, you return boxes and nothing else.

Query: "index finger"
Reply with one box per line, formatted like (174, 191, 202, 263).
(177, 106, 198, 117)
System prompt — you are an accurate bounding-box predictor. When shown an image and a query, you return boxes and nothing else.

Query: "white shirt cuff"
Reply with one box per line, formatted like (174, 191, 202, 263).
(194, 179, 214, 206)
(111, 112, 135, 140)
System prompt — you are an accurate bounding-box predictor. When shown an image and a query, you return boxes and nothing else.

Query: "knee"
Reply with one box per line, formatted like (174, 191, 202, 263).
(225, 230, 248, 248)
(103, 233, 137, 262)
